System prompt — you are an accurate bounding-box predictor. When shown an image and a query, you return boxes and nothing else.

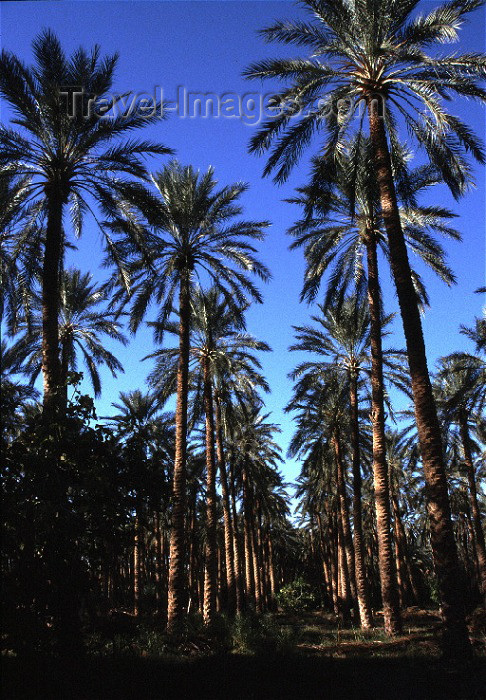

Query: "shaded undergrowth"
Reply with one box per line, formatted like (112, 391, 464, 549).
(3, 609, 486, 699)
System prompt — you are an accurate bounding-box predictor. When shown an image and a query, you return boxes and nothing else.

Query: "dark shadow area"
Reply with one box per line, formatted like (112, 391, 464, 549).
(3, 653, 485, 700)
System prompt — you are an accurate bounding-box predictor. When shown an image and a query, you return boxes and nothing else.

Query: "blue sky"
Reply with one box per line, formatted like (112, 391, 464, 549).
(1, 1, 485, 493)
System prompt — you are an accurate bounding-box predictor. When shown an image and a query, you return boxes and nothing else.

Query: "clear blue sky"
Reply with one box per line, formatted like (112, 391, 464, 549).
(1, 1, 485, 493)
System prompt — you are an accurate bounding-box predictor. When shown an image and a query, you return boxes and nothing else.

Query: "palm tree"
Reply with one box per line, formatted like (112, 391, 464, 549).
(8, 268, 127, 407)
(290, 298, 374, 628)
(436, 350, 486, 603)
(289, 137, 464, 640)
(108, 390, 174, 616)
(288, 373, 358, 618)
(0, 340, 40, 439)
(146, 285, 271, 622)
(116, 162, 270, 631)
(226, 399, 284, 612)
(288, 139, 453, 633)
(0, 173, 42, 334)
(245, 0, 485, 657)
(0, 30, 171, 413)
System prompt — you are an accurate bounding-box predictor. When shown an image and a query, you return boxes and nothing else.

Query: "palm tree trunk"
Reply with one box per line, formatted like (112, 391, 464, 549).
(229, 460, 244, 614)
(389, 471, 412, 607)
(242, 465, 255, 607)
(188, 504, 198, 614)
(365, 234, 402, 635)
(133, 513, 140, 617)
(329, 507, 340, 616)
(368, 99, 470, 657)
(202, 355, 218, 626)
(251, 513, 263, 614)
(154, 512, 164, 614)
(267, 534, 277, 609)
(332, 430, 358, 613)
(317, 511, 333, 607)
(459, 415, 486, 602)
(42, 194, 63, 415)
(167, 270, 190, 634)
(214, 391, 237, 615)
(349, 372, 373, 628)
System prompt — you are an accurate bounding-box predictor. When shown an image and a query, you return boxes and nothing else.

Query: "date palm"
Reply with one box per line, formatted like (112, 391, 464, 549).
(108, 390, 174, 616)
(145, 286, 270, 622)
(245, 0, 485, 657)
(8, 268, 127, 407)
(291, 299, 373, 627)
(290, 138, 459, 634)
(0, 340, 40, 439)
(0, 30, 171, 413)
(290, 297, 409, 632)
(436, 350, 486, 602)
(226, 398, 283, 612)
(0, 174, 42, 334)
(116, 162, 270, 631)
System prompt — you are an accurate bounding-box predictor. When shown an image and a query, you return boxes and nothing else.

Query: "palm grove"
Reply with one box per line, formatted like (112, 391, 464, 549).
(1, 0, 485, 662)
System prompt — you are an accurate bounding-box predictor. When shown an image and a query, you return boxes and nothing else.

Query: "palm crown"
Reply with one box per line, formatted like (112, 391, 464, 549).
(111, 160, 271, 330)
(245, 0, 485, 191)
(9, 268, 127, 397)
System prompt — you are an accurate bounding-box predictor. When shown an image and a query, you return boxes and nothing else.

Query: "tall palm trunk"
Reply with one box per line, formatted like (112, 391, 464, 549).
(365, 230, 402, 635)
(349, 372, 373, 628)
(202, 355, 218, 626)
(267, 534, 277, 609)
(229, 459, 244, 614)
(167, 270, 191, 634)
(154, 511, 164, 614)
(214, 391, 237, 615)
(332, 430, 357, 612)
(329, 506, 340, 616)
(242, 465, 255, 606)
(459, 414, 486, 602)
(368, 99, 470, 657)
(133, 513, 140, 617)
(250, 512, 263, 614)
(42, 193, 63, 414)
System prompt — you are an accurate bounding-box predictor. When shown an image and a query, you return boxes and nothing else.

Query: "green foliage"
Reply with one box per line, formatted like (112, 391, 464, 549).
(276, 578, 317, 614)
(230, 614, 298, 655)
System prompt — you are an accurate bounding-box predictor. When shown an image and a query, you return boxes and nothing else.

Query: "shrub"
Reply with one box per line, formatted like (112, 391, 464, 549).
(276, 578, 317, 613)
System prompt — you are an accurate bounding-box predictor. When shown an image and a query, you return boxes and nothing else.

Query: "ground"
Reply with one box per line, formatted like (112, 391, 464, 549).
(3, 609, 485, 699)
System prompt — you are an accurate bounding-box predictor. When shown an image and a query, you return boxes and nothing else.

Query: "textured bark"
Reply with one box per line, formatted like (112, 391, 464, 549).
(242, 465, 255, 606)
(133, 514, 140, 617)
(329, 508, 340, 616)
(267, 535, 277, 608)
(365, 233, 402, 636)
(229, 461, 244, 614)
(337, 523, 351, 619)
(167, 271, 191, 634)
(42, 194, 64, 415)
(154, 512, 164, 613)
(460, 416, 486, 602)
(214, 392, 237, 615)
(368, 99, 470, 657)
(188, 505, 198, 614)
(251, 513, 263, 614)
(332, 431, 358, 611)
(317, 511, 333, 606)
(389, 471, 414, 607)
(202, 356, 218, 626)
(349, 372, 373, 628)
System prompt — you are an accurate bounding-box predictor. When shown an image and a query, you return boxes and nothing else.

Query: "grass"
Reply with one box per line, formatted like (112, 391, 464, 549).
(2, 609, 485, 699)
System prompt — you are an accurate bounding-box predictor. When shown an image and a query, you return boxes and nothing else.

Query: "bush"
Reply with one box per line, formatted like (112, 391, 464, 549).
(230, 613, 297, 655)
(276, 578, 317, 613)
